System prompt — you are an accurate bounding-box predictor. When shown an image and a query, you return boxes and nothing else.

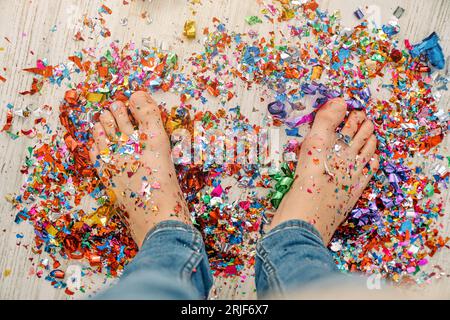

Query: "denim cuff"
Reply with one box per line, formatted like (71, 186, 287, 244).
(261, 219, 324, 244)
(255, 219, 337, 298)
(125, 220, 213, 299)
(143, 220, 204, 246)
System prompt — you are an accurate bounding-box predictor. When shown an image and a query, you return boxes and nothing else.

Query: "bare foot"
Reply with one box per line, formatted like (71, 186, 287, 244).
(89, 91, 190, 248)
(270, 98, 379, 244)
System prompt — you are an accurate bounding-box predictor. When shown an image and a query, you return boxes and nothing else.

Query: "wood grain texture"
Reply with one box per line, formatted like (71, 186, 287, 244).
(0, 0, 448, 300)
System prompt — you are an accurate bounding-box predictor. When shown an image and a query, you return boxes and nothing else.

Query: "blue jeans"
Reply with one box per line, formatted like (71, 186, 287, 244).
(96, 219, 342, 299)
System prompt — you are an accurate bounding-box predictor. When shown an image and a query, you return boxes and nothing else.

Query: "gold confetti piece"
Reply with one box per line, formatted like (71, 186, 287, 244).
(5, 193, 16, 204)
(83, 204, 114, 226)
(3, 269, 11, 277)
(281, 8, 295, 21)
(106, 188, 117, 204)
(311, 65, 323, 80)
(86, 92, 104, 102)
(45, 225, 59, 237)
(166, 118, 183, 132)
(84, 214, 107, 227)
(183, 20, 196, 39)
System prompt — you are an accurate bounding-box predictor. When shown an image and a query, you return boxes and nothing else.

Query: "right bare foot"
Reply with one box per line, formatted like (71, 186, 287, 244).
(89, 91, 191, 248)
(269, 98, 379, 244)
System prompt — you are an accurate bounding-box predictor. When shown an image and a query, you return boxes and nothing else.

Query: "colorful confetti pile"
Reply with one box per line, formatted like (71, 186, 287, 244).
(2, 0, 449, 294)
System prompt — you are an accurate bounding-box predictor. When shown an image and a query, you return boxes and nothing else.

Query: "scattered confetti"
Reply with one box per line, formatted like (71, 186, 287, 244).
(4, 0, 449, 294)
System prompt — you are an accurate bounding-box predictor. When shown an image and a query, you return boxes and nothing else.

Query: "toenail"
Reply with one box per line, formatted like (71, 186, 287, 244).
(111, 102, 120, 111)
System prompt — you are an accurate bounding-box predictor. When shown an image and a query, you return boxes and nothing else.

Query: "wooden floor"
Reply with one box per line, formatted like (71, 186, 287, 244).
(0, 0, 448, 299)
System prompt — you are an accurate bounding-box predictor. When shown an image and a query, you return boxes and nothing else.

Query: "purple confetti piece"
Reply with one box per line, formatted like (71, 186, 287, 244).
(313, 96, 329, 109)
(359, 87, 371, 102)
(301, 82, 319, 95)
(285, 112, 315, 128)
(268, 101, 287, 119)
(346, 98, 364, 110)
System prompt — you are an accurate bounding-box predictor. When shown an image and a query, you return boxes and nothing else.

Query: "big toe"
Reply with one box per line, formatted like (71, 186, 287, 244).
(129, 91, 170, 151)
(311, 98, 347, 134)
(307, 98, 347, 148)
(299, 98, 347, 164)
(129, 91, 164, 132)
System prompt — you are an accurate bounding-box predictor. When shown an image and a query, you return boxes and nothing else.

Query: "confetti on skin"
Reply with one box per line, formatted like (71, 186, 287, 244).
(4, 0, 449, 294)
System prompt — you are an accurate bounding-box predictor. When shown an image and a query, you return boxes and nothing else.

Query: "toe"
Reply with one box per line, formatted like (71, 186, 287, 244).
(89, 142, 100, 167)
(92, 122, 109, 150)
(362, 154, 379, 180)
(308, 98, 347, 149)
(355, 154, 379, 194)
(358, 134, 377, 165)
(355, 135, 378, 178)
(368, 154, 380, 174)
(369, 154, 380, 171)
(311, 98, 347, 134)
(110, 101, 135, 136)
(340, 110, 366, 140)
(350, 120, 374, 153)
(129, 91, 162, 131)
(99, 110, 118, 140)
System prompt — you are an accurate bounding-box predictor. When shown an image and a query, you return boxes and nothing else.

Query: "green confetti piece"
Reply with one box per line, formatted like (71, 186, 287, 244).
(202, 194, 211, 204)
(245, 16, 262, 25)
(371, 53, 385, 62)
(166, 53, 178, 67)
(360, 37, 370, 47)
(268, 163, 294, 209)
(424, 182, 434, 197)
(105, 50, 113, 63)
(276, 45, 288, 51)
(6, 131, 19, 140)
